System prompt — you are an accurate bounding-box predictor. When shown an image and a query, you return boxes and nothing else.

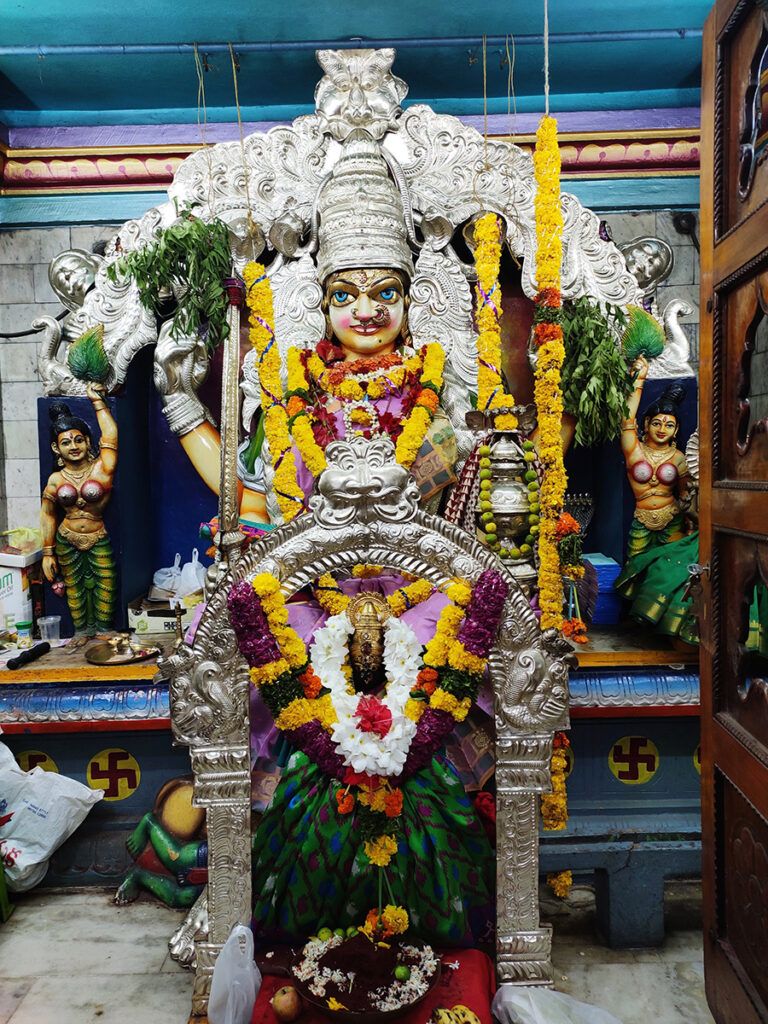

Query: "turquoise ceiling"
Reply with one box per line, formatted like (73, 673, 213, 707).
(0, 0, 711, 127)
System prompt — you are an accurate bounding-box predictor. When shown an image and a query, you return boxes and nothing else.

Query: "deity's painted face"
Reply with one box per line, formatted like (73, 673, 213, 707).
(54, 428, 89, 464)
(326, 268, 406, 360)
(645, 413, 677, 446)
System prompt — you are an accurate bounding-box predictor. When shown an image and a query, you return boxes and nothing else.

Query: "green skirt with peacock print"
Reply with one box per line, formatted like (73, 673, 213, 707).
(251, 751, 495, 947)
(55, 530, 116, 633)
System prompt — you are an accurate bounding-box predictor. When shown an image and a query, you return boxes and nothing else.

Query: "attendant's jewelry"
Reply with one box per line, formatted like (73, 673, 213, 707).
(91, 400, 107, 411)
(61, 461, 96, 486)
(634, 503, 680, 530)
(161, 392, 210, 435)
(42, 545, 55, 555)
(620, 418, 637, 430)
(99, 440, 118, 451)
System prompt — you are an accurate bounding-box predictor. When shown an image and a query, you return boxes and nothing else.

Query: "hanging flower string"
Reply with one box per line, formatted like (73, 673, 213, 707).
(474, 213, 517, 431)
(228, 569, 508, 868)
(532, 115, 567, 631)
(244, 262, 305, 521)
(542, 730, 572, 898)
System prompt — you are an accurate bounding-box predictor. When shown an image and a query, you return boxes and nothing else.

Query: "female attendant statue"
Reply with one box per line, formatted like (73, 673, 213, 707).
(231, 133, 495, 948)
(615, 355, 698, 640)
(40, 386, 118, 634)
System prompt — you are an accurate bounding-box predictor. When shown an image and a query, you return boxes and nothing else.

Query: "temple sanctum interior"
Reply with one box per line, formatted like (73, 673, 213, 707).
(0, 2, 766, 1023)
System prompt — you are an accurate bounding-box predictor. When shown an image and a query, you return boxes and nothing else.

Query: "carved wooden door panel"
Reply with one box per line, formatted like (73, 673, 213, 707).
(701, 2, 768, 1021)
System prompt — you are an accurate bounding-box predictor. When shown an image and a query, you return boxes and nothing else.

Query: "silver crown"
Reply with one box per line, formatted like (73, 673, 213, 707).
(315, 130, 414, 283)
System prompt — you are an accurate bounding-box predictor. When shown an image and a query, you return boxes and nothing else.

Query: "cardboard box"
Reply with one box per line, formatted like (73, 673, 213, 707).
(0, 549, 41, 634)
(127, 596, 197, 636)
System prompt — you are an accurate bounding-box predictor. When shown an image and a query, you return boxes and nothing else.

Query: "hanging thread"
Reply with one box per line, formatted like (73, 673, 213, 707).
(228, 42, 259, 259)
(543, 0, 551, 116)
(193, 44, 215, 211)
(505, 33, 517, 139)
(482, 34, 489, 170)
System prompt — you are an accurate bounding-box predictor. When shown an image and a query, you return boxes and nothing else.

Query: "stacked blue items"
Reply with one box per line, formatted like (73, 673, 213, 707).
(584, 553, 623, 625)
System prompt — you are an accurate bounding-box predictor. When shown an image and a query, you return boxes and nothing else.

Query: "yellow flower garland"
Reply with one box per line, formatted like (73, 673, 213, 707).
(532, 117, 566, 631)
(244, 262, 305, 522)
(474, 213, 517, 430)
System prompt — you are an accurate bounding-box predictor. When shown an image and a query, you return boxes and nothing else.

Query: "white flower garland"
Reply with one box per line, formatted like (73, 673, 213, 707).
(309, 612, 421, 776)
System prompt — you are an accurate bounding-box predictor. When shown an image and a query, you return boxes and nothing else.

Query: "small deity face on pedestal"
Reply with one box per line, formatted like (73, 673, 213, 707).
(325, 267, 407, 360)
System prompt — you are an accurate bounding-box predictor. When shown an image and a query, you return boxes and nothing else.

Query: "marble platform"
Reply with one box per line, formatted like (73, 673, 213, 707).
(0, 884, 714, 1023)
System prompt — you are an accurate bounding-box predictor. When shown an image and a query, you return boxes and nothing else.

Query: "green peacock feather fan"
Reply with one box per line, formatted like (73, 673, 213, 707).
(621, 305, 666, 362)
(67, 324, 111, 383)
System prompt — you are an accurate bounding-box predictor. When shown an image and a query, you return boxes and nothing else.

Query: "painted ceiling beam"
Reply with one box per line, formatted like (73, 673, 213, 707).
(0, 29, 703, 58)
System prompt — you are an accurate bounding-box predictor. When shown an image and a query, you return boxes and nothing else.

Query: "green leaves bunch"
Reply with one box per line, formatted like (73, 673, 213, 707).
(107, 209, 232, 351)
(560, 296, 634, 447)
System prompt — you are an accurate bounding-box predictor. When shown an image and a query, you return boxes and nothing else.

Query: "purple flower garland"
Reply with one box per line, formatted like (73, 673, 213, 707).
(227, 580, 282, 668)
(457, 569, 509, 657)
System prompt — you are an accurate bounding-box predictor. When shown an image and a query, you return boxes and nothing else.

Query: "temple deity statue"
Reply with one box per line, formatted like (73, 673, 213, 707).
(40, 385, 118, 634)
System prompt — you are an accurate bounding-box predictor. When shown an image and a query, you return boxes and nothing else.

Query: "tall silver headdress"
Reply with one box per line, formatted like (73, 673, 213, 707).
(314, 129, 415, 283)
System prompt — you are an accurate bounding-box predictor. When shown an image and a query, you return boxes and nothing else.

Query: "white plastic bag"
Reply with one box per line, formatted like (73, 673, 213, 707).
(208, 925, 262, 1024)
(176, 548, 206, 599)
(153, 553, 182, 593)
(492, 986, 624, 1024)
(0, 741, 103, 891)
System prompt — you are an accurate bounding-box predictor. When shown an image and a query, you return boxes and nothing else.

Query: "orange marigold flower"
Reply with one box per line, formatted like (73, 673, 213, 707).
(336, 789, 355, 815)
(300, 666, 322, 699)
(417, 667, 439, 685)
(286, 395, 306, 418)
(535, 287, 562, 307)
(416, 388, 439, 412)
(384, 788, 404, 818)
(555, 513, 581, 539)
(534, 322, 563, 346)
(423, 681, 437, 696)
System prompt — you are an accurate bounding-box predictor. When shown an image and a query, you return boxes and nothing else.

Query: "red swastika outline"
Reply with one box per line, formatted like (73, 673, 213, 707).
(24, 752, 49, 771)
(89, 751, 138, 798)
(611, 737, 657, 781)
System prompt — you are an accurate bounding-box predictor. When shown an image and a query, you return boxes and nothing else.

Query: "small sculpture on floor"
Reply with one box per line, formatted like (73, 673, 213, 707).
(115, 777, 207, 909)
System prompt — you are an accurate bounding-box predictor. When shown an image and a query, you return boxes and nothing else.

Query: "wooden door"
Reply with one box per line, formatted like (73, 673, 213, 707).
(700, 2, 768, 1021)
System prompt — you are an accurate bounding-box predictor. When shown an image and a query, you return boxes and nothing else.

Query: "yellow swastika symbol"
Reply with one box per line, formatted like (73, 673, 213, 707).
(608, 736, 659, 785)
(693, 745, 701, 775)
(562, 746, 575, 779)
(87, 748, 141, 801)
(16, 751, 59, 774)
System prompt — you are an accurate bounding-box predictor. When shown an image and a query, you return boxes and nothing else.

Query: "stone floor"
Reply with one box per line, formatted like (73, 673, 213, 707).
(0, 883, 715, 1023)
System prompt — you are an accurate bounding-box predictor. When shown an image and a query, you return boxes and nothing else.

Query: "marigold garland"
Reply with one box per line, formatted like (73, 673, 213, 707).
(532, 116, 567, 631)
(244, 262, 305, 522)
(542, 730, 571, 899)
(474, 213, 517, 430)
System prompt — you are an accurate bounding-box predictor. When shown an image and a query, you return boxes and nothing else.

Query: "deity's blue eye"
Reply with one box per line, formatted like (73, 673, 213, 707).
(379, 288, 396, 301)
(332, 290, 351, 303)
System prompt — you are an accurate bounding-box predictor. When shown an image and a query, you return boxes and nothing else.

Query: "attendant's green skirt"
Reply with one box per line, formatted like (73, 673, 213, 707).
(615, 531, 699, 643)
(55, 531, 116, 633)
(251, 751, 494, 947)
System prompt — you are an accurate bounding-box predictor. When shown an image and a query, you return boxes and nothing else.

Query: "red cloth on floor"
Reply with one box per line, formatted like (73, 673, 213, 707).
(252, 949, 496, 1024)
